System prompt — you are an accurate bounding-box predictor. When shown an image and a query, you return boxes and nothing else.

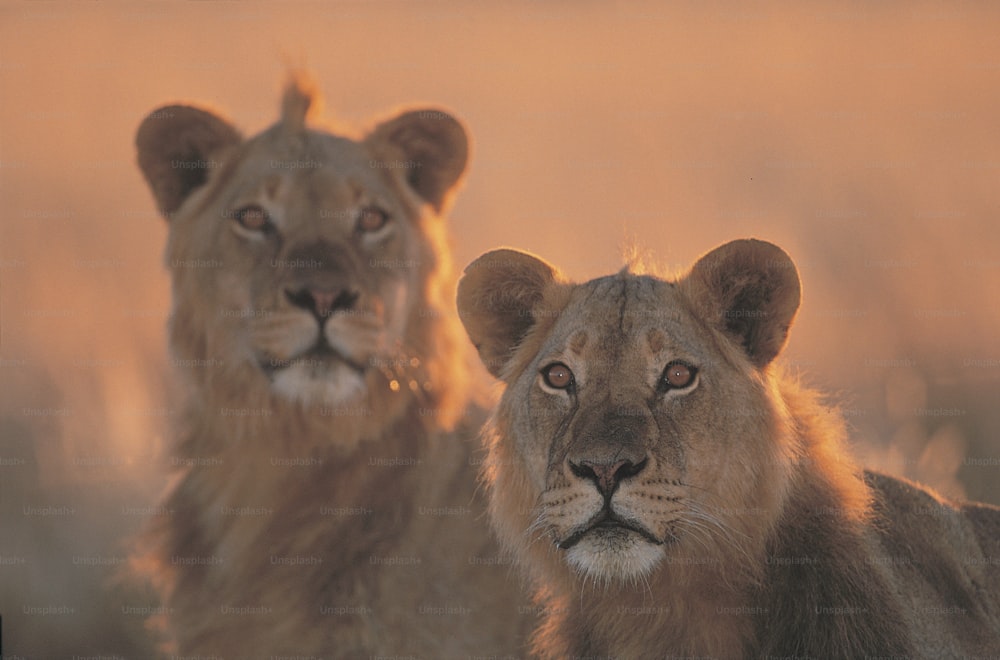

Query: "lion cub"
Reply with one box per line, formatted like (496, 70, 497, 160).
(457, 239, 1000, 658)
(133, 78, 529, 657)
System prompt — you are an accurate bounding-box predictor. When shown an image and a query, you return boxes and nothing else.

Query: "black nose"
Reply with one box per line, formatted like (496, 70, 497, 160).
(285, 287, 358, 321)
(569, 457, 648, 497)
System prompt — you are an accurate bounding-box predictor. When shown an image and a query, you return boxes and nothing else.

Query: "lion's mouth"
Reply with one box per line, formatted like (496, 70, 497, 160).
(259, 341, 367, 378)
(557, 509, 664, 550)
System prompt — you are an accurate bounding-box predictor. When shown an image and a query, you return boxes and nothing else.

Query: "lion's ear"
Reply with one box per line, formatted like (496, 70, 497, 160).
(136, 105, 242, 219)
(366, 109, 468, 214)
(686, 239, 801, 368)
(457, 249, 559, 379)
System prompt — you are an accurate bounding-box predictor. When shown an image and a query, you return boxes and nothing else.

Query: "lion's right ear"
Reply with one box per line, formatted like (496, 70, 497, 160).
(457, 249, 560, 379)
(135, 105, 242, 219)
(365, 109, 468, 215)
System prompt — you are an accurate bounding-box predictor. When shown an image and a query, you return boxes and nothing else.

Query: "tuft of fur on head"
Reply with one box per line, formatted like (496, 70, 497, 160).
(281, 71, 321, 133)
(620, 239, 654, 277)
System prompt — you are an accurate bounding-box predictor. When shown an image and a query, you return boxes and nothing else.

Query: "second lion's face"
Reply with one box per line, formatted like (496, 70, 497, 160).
(510, 275, 780, 582)
(458, 240, 802, 584)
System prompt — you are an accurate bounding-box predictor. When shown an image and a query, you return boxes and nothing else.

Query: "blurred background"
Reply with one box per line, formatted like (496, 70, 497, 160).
(1, 1, 998, 655)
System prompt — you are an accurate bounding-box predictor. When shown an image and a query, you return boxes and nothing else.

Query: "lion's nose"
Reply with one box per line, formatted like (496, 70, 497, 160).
(285, 286, 358, 321)
(569, 457, 648, 497)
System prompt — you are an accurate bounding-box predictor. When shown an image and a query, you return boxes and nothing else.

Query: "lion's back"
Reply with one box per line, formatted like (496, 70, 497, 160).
(865, 471, 1000, 654)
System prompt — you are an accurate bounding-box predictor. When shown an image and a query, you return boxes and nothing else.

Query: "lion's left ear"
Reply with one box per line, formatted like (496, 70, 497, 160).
(365, 109, 468, 214)
(685, 239, 801, 368)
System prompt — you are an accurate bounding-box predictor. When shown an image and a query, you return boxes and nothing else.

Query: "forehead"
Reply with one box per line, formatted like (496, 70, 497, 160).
(542, 273, 698, 355)
(232, 127, 392, 199)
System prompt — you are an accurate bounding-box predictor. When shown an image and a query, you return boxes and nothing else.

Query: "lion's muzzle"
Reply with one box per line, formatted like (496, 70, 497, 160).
(285, 287, 359, 320)
(564, 407, 653, 496)
(277, 239, 364, 315)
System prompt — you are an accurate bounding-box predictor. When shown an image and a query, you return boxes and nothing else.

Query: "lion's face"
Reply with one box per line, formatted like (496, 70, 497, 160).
(173, 132, 427, 407)
(458, 241, 802, 584)
(511, 276, 784, 582)
(137, 83, 467, 409)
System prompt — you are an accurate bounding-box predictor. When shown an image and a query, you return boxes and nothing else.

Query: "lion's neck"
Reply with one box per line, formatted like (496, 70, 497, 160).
(159, 385, 469, 604)
(535, 538, 762, 658)
(175, 365, 450, 455)
(166, 377, 461, 548)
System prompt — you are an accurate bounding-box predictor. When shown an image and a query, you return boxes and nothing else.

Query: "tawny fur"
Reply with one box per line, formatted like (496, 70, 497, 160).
(133, 81, 530, 657)
(458, 240, 1000, 658)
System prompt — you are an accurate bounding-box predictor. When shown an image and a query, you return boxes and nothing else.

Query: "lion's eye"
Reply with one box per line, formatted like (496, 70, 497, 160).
(356, 206, 390, 233)
(541, 362, 574, 390)
(233, 204, 271, 232)
(660, 361, 697, 390)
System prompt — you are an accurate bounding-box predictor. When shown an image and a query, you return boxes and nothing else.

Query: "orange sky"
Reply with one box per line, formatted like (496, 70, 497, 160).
(1, 2, 999, 498)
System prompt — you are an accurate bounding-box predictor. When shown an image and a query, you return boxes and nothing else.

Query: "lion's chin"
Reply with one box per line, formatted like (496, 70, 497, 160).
(269, 360, 368, 408)
(563, 529, 665, 583)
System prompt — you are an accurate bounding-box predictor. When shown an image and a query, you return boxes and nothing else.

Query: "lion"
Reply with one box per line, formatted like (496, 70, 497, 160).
(457, 238, 1000, 658)
(132, 77, 530, 657)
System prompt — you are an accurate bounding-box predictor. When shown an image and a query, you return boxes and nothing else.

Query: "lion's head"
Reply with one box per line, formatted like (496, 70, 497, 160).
(458, 240, 806, 585)
(137, 78, 468, 433)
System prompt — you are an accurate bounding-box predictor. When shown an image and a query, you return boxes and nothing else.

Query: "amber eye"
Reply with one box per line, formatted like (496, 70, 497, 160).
(233, 204, 271, 232)
(357, 206, 390, 233)
(541, 362, 574, 390)
(660, 361, 697, 390)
